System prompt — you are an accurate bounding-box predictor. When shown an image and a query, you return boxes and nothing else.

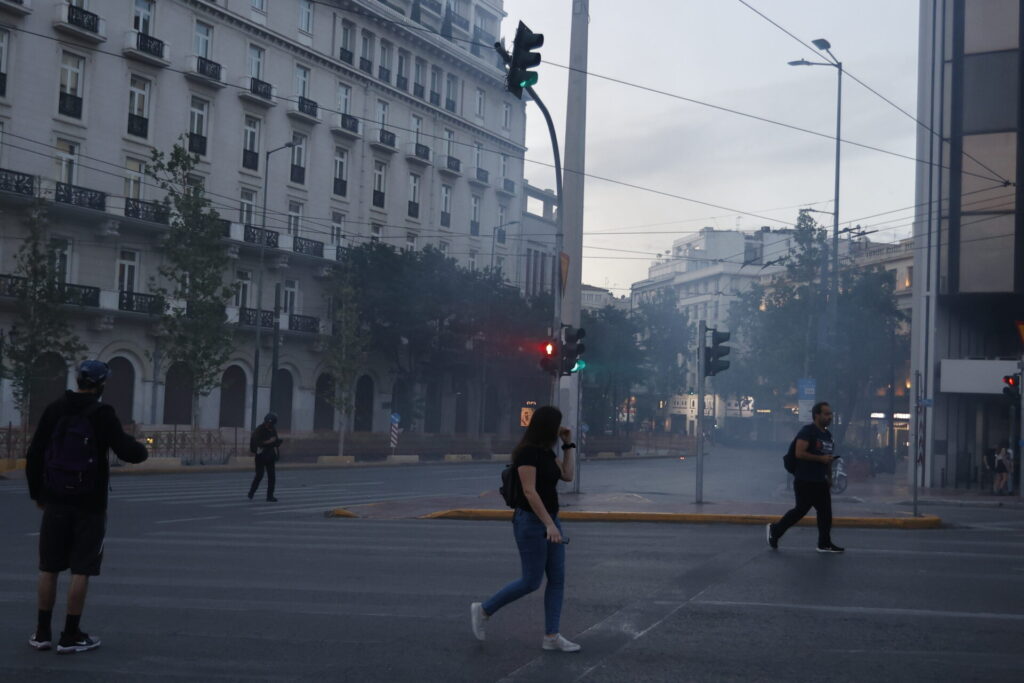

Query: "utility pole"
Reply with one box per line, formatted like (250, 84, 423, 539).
(696, 320, 706, 503)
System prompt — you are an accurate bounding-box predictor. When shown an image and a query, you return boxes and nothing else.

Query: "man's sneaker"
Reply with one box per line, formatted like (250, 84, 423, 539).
(542, 634, 581, 652)
(470, 602, 487, 641)
(57, 632, 101, 654)
(247, 491, 254, 500)
(766, 523, 778, 549)
(28, 633, 52, 650)
(817, 543, 845, 553)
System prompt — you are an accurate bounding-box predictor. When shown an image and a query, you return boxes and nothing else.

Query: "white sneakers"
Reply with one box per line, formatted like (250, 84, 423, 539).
(470, 602, 487, 641)
(542, 634, 581, 652)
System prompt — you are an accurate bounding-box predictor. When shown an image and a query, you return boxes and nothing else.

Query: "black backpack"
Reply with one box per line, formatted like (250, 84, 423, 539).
(43, 402, 102, 496)
(499, 464, 521, 508)
(783, 438, 797, 474)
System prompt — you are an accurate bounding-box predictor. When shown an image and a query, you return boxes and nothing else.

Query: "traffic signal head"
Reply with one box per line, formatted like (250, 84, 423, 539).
(705, 329, 731, 377)
(539, 339, 559, 376)
(507, 21, 544, 99)
(560, 326, 586, 375)
(1003, 374, 1020, 400)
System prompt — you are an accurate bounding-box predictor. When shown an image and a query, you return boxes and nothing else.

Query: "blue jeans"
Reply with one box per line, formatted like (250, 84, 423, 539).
(482, 508, 566, 635)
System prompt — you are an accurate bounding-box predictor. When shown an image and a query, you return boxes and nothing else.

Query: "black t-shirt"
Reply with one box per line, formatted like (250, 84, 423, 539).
(514, 445, 562, 515)
(793, 423, 833, 482)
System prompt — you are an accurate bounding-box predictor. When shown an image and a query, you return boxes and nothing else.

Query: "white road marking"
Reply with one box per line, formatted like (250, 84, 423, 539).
(155, 516, 221, 525)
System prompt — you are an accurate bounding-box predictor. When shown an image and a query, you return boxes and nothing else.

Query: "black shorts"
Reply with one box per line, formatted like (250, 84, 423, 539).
(996, 462, 1008, 474)
(39, 504, 106, 576)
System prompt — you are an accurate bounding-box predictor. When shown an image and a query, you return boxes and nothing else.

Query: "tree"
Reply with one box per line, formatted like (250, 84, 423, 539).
(634, 290, 691, 429)
(580, 306, 644, 435)
(319, 267, 368, 457)
(146, 140, 235, 437)
(0, 202, 86, 427)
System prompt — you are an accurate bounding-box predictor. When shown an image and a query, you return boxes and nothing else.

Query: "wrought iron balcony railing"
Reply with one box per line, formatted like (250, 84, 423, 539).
(118, 290, 164, 314)
(58, 92, 82, 118)
(239, 307, 275, 328)
(288, 313, 320, 334)
(68, 5, 100, 33)
(196, 56, 222, 80)
(124, 198, 169, 224)
(293, 236, 324, 258)
(0, 167, 34, 196)
(243, 224, 279, 248)
(136, 32, 165, 58)
(55, 182, 105, 211)
(372, 190, 386, 208)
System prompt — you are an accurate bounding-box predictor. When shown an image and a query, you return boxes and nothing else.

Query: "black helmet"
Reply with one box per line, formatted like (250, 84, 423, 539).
(263, 412, 278, 425)
(77, 360, 111, 388)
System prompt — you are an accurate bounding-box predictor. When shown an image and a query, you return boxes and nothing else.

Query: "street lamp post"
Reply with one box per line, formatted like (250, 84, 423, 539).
(249, 142, 294, 430)
(790, 38, 842, 399)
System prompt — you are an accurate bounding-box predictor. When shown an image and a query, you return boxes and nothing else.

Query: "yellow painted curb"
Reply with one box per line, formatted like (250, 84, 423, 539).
(422, 509, 942, 529)
(444, 454, 473, 463)
(324, 508, 359, 518)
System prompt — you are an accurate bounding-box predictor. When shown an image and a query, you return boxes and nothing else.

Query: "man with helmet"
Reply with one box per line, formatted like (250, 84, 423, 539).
(25, 359, 148, 654)
(248, 412, 282, 502)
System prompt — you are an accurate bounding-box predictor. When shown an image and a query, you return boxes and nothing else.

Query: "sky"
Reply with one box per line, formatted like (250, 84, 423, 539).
(497, 0, 921, 295)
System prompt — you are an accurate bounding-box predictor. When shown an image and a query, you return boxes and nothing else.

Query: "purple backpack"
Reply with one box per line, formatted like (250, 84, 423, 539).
(43, 403, 102, 496)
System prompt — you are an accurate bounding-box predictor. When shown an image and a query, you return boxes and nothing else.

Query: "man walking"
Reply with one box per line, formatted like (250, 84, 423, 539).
(248, 413, 281, 502)
(26, 360, 149, 653)
(767, 401, 844, 553)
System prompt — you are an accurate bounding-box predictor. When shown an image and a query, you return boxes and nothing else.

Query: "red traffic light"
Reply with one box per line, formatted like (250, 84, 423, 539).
(543, 341, 556, 356)
(1004, 375, 1019, 388)
(539, 339, 559, 376)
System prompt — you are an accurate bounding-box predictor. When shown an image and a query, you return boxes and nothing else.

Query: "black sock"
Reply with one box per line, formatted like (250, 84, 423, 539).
(36, 610, 52, 637)
(64, 614, 81, 635)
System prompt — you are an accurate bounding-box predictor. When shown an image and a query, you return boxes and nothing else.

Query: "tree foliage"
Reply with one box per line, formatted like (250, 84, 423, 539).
(580, 306, 644, 435)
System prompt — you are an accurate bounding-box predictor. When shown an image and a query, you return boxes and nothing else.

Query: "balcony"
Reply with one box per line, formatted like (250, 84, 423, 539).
(243, 224, 279, 248)
(406, 142, 431, 165)
(378, 66, 391, 83)
(0, 168, 34, 196)
(0, 72, 5, 98)
(293, 235, 324, 258)
(451, 13, 469, 31)
(60, 282, 100, 307)
(286, 96, 320, 124)
(54, 3, 105, 42)
(359, 57, 373, 74)
(396, 75, 408, 91)
(58, 92, 82, 119)
(123, 30, 170, 67)
(118, 290, 164, 314)
(290, 165, 305, 184)
(0, 0, 33, 17)
(429, 91, 440, 106)
(124, 198, 168, 224)
(372, 191, 386, 209)
(2, 276, 104, 308)
(55, 182, 105, 211)
(470, 220, 480, 236)
(370, 128, 397, 152)
(413, 83, 425, 98)
(498, 178, 517, 196)
(408, 201, 419, 218)
(471, 27, 497, 58)
(421, 0, 441, 14)
(445, 98, 457, 113)
(239, 307, 275, 329)
(333, 178, 347, 196)
(238, 76, 275, 106)
(339, 47, 353, 65)
(330, 113, 360, 139)
(288, 313, 320, 334)
(127, 113, 149, 138)
(469, 167, 490, 186)
(187, 132, 207, 155)
(242, 149, 259, 171)
(186, 56, 226, 88)
(440, 211, 450, 228)
(439, 155, 462, 176)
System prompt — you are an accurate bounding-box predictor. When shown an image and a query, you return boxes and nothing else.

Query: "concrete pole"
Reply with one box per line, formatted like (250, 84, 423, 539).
(559, 0, 589, 454)
(696, 320, 706, 504)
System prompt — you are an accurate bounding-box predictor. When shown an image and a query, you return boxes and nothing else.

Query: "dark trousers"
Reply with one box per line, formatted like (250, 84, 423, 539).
(248, 453, 276, 499)
(774, 480, 832, 546)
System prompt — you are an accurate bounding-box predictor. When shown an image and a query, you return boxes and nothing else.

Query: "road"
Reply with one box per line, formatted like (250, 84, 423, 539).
(1, 456, 1022, 681)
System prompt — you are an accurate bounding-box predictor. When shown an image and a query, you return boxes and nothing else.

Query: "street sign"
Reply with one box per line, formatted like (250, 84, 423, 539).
(520, 406, 535, 427)
(389, 413, 401, 449)
(797, 378, 816, 418)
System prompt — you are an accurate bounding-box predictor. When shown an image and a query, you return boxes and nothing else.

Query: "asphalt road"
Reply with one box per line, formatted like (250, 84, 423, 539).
(2, 459, 1023, 682)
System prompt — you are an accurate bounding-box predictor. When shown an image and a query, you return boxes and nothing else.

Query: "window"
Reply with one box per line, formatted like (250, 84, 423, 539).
(60, 52, 84, 97)
(334, 148, 347, 181)
(379, 42, 392, 69)
(0, 30, 9, 95)
(397, 51, 409, 80)
(129, 75, 149, 118)
(495, 256, 504, 274)
(475, 89, 485, 117)
(474, 142, 483, 169)
(298, 0, 313, 34)
(55, 139, 78, 184)
(471, 195, 480, 222)
(124, 158, 145, 199)
(294, 65, 310, 98)
(189, 96, 208, 136)
(50, 237, 70, 284)
(370, 223, 382, 243)
(240, 188, 257, 225)
(360, 31, 374, 62)
(282, 279, 298, 314)
(117, 250, 139, 293)
(438, 241, 449, 257)
(247, 45, 264, 79)
(376, 100, 389, 127)
(330, 212, 345, 245)
(468, 250, 477, 270)
(242, 116, 260, 169)
(194, 22, 213, 59)
(430, 67, 441, 95)
(441, 184, 451, 213)
(411, 115, 423, 143)
(498, 205, 507, 229)
(337, 82, 351, 113)
(234, 270, 251, 308)
(414, 59, 425, 88)
(405, 232, 417, 252)
(340, 21, 354, 51)
(134, 0, 154, 34)
(287, 200, 303, 236)
(445, 74, 458, 107)
(373, 161, 387, 193)
(291, 132, 306, 168)
(251, 0, 266, 12)
(409, 173, 420, 203)
(444, 129, 455, 156)
(503, 103, 512, 129)
(501, 154, 509, 178)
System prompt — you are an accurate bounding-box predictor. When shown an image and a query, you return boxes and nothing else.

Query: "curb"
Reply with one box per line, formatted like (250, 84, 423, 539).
(419, 509, 943, 529)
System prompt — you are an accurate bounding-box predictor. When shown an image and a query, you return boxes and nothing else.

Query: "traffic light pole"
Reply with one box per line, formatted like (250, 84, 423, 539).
(696, 320, 706, 504)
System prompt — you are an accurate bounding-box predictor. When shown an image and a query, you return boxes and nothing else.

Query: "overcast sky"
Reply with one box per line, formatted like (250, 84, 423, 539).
(498, 0, 920, 295)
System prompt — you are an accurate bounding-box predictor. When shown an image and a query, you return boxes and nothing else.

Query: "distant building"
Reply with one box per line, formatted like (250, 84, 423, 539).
(580, 284, 628, 312)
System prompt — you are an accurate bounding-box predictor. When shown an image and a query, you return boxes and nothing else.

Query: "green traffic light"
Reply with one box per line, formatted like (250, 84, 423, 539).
(518, 73, 539, 88)
(572, 359, 587, 372)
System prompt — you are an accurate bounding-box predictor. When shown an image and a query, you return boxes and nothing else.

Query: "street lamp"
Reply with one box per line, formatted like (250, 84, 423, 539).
(249, 141, 294, 430)
(790, 37, 842, 397)
(489, 220, 520, 274)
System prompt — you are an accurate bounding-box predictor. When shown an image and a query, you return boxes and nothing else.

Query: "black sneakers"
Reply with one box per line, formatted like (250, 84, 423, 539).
(57, 631, 101, 654)
(267, 497, 279, 502)
(28, 633, 52, 650)
(817, 543, 845, 553)
(766, 523, 778, 549)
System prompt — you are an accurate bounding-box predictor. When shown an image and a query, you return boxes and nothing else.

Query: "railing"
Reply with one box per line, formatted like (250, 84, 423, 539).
(408, 201, 419, 218)
(67, 4, 100, 33)
(243, 224, 279, 248)
(136, 32, 165, 58)
(249, 77, 272, 100)
(339, 47, 353, 64)
(289, 314, 320, 334)
(396, 75, 408, 90)
(452, 13, 469, 30)
(333, 178, 347, 196)
(338, 113, 359, 134)
(58, 92, 82, 118)
(188, 132, 206, 155)
(440, 211, 451, 228)
(359, 57, 373, 73)
(445, 98, 457, 112)
(196, 56, 222, 80)
(378, 66, 391, 83)
(445, 156, 461, 173)
(413, 83, 425, 98)
(128, 114, 149, 138)
(475, 168, 489, 183)
(55, 182, 105, 211)
(470, 220, 480, 236)
(59, 283, 100, 307)
(118, 290, 164, 314)
(372, 190, 386, 208)
(503, 178, 516, 194)
(414, 143, 430, 161)
(293, 235, 324, 258)
(0, 168, 34, 196)
(242, 149, 259, 171)
(297, 96, 318, 117)
(429, 91, 440, 106)
(378, 128, 396, 147)
(290, 165, 305, 184)
(421, 0, 442, 13)
(0, 72, 5, 98)
(124, 198, 168, 224)
(239, 307, 275, 328)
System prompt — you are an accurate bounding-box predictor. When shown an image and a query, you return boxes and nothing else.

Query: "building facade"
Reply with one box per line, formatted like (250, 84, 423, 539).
(0, 0, 543, 434)
(912, 0, 1023, 489)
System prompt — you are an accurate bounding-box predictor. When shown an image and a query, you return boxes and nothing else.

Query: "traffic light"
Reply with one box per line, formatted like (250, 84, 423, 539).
(539, 340, 559, 376)
(561, 326, 586, 375)
(506, 21, 543, 99)
(1003, 374, 1020, 400)
(705, 328, 731, 377)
